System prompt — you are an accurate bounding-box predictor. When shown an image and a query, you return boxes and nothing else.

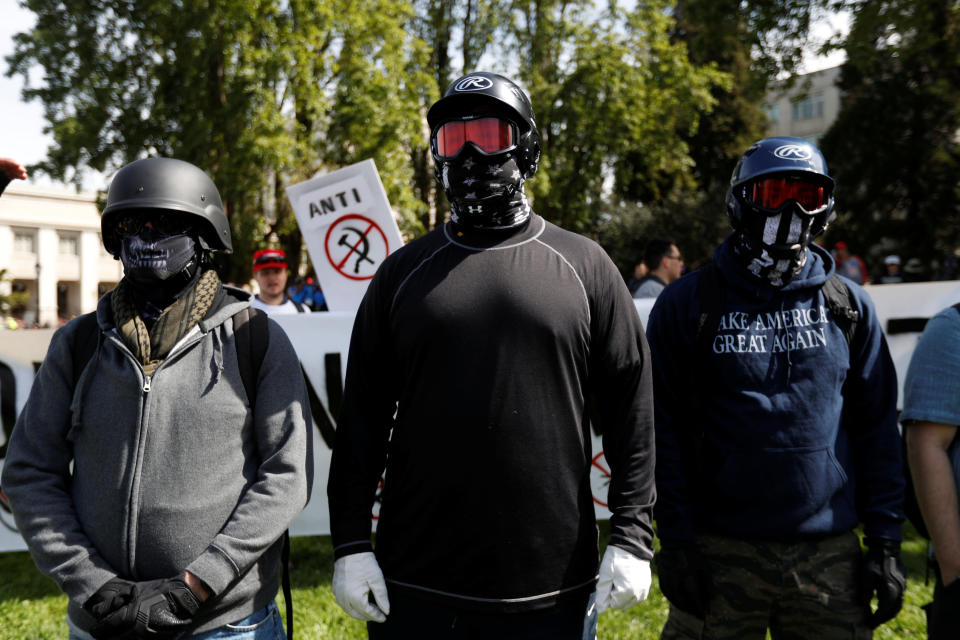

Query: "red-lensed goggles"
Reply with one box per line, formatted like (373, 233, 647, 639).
(746, 177, 830, 213)
(433, 117, 516, 159)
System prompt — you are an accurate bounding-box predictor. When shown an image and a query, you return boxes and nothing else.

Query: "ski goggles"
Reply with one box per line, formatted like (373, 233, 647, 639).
(433, 117, 516, 159)
(113, 210, 195, 237)
(745, 176, 831, 214)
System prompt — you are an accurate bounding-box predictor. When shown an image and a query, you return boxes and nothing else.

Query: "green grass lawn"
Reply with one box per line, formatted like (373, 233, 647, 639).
(0, 522, 933, 639)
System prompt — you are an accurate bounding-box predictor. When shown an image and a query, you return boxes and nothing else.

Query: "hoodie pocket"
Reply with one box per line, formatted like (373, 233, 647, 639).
(708, 445, 848, 532)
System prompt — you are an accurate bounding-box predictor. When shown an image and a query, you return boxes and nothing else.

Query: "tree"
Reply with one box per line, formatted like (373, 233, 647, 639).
(507, 0, 726, 235)
(819, 0, 960, 272)
(6, 0, 431, 281)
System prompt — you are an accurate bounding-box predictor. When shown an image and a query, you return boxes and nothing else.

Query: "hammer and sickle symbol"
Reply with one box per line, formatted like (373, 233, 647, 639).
(338, 226, 376, 274)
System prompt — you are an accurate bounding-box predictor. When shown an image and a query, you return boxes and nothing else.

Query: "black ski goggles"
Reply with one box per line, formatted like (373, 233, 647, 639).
(113, 210, 195, 237)
(433, 116, 517, 159)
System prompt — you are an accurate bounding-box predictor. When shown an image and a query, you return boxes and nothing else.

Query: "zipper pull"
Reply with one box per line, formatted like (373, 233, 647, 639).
(143, 375, 151, 393)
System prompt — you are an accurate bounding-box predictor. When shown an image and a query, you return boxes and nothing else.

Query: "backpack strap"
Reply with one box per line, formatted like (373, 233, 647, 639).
(71, 312, 102, 385)
(232, 306, 269, 407)
(821, 274, 860, 347)
(232, 305, 296, 639)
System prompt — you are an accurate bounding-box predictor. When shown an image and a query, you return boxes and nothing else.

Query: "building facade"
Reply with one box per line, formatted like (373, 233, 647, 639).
(0, 184, 122, 328)
(764, 65, 842, 144)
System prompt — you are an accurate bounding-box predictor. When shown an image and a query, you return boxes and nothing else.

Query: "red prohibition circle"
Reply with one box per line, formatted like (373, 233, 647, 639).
(324, 213, 389, 281)
(591, 450, 611, 508)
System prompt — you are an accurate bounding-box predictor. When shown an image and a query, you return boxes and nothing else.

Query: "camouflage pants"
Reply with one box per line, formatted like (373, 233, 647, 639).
(660, 532, 871, 640)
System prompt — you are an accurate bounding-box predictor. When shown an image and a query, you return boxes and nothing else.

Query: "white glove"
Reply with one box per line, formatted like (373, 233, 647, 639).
(332, 551, 391, 622)
(595, 545, 652, 614)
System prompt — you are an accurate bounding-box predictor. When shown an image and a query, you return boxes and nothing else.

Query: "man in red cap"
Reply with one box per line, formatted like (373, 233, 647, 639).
(251, 248, 306, 315)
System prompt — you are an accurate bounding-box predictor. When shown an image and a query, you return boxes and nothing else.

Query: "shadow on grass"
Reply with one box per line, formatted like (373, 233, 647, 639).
(289, 535, 336, 588)
(0, 550, 61, 601)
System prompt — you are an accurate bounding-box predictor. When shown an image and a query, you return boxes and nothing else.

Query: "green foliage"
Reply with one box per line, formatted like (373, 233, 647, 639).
(0, 525, 936, 639)
(6, 0, 435, 281)
(510, 0, 726, 235)
(819, 0, 960, 269)
(9, 0, 955, 278)
(598, 187, 731, 280)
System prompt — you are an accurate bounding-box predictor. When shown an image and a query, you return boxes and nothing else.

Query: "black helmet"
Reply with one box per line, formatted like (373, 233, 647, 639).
(427, 72, 541, 178)
(101, 157, 232, 256)
(726, 136, 835, 237)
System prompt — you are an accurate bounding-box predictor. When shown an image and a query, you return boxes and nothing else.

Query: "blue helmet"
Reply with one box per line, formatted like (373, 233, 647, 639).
(726, 136, 835, 237)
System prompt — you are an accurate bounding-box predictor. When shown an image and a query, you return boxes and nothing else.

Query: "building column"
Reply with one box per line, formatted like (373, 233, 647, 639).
(0, 225, 11, 300)
(79, 231, 100, 313)
(36, 228, 58, 327)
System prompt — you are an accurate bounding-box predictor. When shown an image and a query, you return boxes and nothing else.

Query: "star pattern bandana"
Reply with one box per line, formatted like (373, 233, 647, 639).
(441, 148, 530, 229)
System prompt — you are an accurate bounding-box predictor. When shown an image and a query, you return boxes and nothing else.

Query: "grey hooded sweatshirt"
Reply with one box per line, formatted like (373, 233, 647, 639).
(1, 286, 313, 634)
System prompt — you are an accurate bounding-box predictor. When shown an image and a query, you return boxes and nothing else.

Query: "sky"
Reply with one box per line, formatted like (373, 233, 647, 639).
(0, 1, 848, 193)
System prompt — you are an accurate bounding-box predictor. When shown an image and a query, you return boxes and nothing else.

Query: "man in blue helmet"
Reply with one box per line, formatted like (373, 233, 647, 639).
(646, 137, 905, 639)
(327, 72, 656, 639)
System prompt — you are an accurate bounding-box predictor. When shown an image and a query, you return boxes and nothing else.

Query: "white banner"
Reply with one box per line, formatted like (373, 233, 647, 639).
(285, 160, 404, 312)
(2, 280, 959, 552)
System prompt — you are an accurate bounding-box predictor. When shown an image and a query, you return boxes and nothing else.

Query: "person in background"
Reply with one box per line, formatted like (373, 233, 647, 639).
(902, 302, 960, 639)
(632, 238, 684, 299)
(291, 276, 328, 311)
(1, 157, 312, 640)
(0, 158, 27, 196)
(875, 255, 904, 284)
(328, 71, 656, 639)
(648, 137, 905, 639)
(627, 260, 650, 295)
(251, 248, 307, 315)
(833, 241, 868, 285)
(903, 258, 926, 283)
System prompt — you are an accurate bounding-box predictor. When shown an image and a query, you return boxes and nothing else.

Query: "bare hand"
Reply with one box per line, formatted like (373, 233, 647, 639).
(0, 158, 27, 180)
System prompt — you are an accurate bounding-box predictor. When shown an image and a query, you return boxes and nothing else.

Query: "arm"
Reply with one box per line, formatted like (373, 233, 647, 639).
(590, 254, 655, 560)
(906, 421, 960, 585)
(0, 324, 116, 602)
(327, 270, 395, 558)
(645, 283, 697, 543)
(844, 291, 904, 541)
(185, 321, 313, 595)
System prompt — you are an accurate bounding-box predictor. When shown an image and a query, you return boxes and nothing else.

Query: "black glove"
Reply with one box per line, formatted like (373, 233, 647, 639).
(83, 578, 138, 638)
(91, 577, 202, 639)
(655, 541, 711, 617)
(860, 538, 906, 629)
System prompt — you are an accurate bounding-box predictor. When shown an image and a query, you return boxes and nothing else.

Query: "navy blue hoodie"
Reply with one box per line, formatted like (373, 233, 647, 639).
(647, 235, 903, 543)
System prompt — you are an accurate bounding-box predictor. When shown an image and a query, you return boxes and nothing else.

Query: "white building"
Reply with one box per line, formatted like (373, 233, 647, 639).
(764, 65, 842, 144)
(0, 183, 123, 327)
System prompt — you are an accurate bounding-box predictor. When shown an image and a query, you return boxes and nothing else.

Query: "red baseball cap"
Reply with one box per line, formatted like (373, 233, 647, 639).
(252, 248, 288, 272)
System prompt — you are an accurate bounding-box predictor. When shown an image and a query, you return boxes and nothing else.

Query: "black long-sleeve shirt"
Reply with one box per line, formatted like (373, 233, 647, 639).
(327, 214, 655, 612)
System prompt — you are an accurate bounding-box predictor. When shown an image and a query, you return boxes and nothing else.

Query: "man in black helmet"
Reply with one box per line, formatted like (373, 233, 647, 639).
(327, 72, 656, 639)
(2, 157, 312, 639)
(647, 137, 904, 639)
